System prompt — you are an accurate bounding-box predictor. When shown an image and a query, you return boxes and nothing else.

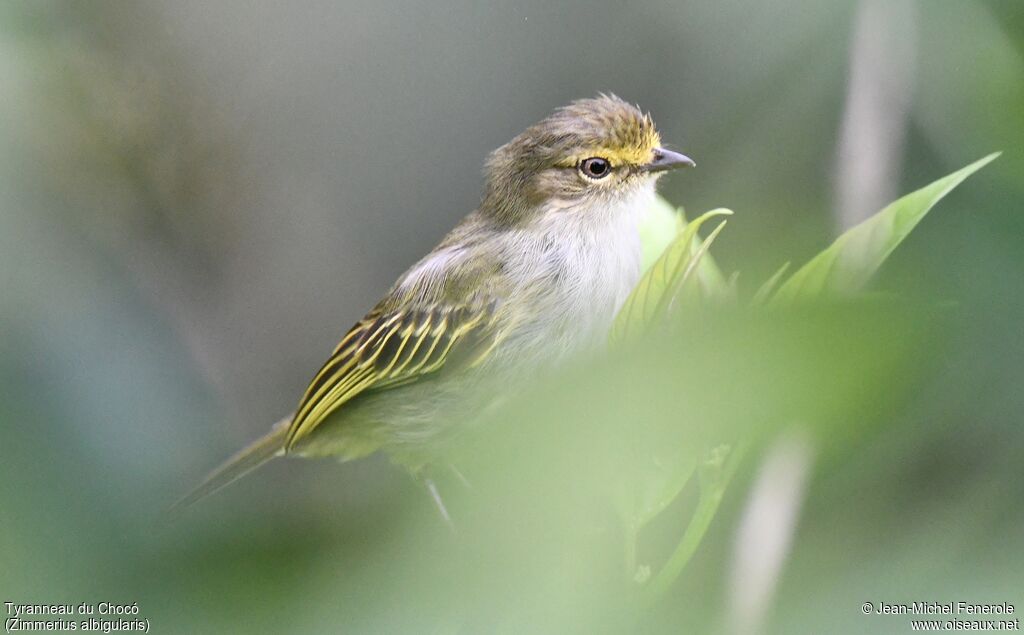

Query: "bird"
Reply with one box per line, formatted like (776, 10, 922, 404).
(173, 94, 694, 520)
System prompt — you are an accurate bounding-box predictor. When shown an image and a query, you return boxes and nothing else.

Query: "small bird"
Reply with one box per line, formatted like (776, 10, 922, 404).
(175, 94, 693, 518)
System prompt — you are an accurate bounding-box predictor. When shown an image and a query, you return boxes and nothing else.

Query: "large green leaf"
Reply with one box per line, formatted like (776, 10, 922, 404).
(639, 196, 731, 292)
(751, 261, 791, 306)
(770, 153, 1000, 304)
(612, 154, 997, 598)
(610, 208, 733, 344)
(638, 195, 685, 273)
(678, 208, 731, 298)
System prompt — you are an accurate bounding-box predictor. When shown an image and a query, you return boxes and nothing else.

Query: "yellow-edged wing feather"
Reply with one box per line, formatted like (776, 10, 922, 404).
(284, 302, 494, 449)
(171, 302, 496, 513)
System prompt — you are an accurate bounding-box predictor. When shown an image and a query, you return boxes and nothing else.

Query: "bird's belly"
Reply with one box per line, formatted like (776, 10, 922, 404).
(497, 222, 643, 367)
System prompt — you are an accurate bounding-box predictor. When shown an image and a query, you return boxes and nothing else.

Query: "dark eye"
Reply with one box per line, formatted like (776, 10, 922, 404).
(579, 157, 611, 179)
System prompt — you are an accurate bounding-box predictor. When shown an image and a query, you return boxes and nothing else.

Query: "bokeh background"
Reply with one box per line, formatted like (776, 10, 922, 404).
(1, 1, 1021, 633)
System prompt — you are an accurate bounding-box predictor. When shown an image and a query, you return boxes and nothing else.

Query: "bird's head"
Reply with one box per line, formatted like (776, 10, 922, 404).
(482, 94, 693, 223)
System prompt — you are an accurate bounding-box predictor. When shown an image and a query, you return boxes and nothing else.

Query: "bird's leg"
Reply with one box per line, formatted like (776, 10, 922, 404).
(424, 477, 456, 531)
(448, 463, 472, 490)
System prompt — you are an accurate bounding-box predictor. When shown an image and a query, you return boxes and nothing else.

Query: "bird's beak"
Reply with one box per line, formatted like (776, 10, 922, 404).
(644, 148, 696, 173)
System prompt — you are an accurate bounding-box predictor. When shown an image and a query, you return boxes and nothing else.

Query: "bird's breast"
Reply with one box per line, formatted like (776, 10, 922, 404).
(496, 188, 650, 364)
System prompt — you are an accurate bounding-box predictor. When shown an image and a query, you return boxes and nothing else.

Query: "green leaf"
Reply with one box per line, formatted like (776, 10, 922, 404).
(611, 208, 733, 344)
(751, 261, 791, 306)
(770, 153, 1000, 304)
(639, 196, 732, 293)
(638, 195, 685, 273)
(642, 443, 745, 604)
(678, 207, 732, 299)
(663, 218, 731, 312)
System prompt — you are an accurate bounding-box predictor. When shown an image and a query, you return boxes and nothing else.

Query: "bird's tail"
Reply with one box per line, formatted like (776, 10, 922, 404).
(167, 416, 291, 518)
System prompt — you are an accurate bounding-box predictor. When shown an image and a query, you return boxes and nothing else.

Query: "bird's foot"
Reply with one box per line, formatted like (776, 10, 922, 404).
(424, 477, 456, 532)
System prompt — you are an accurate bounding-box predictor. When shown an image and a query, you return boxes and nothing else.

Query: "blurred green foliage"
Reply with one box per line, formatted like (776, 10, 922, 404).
(600, 155, 993, 614)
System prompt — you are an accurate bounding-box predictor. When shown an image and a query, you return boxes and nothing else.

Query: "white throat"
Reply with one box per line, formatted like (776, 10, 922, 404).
(526, 182, 654, 354)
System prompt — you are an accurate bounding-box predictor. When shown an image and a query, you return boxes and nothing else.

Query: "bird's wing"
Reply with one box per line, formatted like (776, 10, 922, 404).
(284, 302, 496, 449)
